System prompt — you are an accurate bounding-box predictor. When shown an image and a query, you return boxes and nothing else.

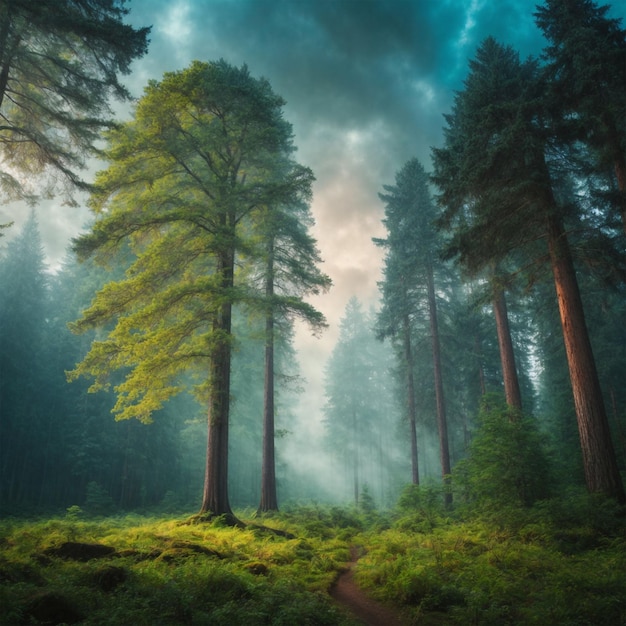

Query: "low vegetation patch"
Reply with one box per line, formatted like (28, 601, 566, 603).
(1, 493, 624, 625)
(0, 512, 354, 625)
(352, 489, 626, 625)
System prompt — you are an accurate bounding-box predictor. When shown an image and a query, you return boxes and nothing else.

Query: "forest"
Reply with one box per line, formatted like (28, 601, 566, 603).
(0, 0, 625, 624)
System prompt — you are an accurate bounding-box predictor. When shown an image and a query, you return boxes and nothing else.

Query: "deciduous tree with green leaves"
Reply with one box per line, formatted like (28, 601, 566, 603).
(69, 60, 311, 521)
(0, 0, 149, 203)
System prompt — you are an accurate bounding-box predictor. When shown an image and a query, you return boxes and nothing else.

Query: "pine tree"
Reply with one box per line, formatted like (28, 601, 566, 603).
(0, 210, 49, 507)
(375, 158, 452, 500)
(69, 61, 306, 521)
(252, 165, 330, 513)
(323, 298, 399, 504)
(0, 0, 149, 202)
(535, 0, 626, 235)
(432, 37, 625, 503)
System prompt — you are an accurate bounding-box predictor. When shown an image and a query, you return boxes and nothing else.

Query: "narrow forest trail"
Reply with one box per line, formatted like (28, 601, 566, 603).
(330, 546, 408, 626)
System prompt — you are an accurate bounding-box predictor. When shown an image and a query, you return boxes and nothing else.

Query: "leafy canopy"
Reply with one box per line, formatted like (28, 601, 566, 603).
(68, 60, 306, 423)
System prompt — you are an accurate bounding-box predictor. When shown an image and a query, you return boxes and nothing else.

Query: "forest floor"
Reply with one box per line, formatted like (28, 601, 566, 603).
(330, 546, 407, 626)
(1, 495, 625, 625)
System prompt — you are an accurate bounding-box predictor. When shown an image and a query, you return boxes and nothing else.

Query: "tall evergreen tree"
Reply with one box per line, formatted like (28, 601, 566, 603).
(252, 169, 331, 513)
(48, 252, 189, 511)
(376, 247, 420, 484)
(375, 158, 452, 499)
(432, 37, 625, 503)
(323, 298, 399, 504)
(535, 0, 626, 235)
(69, 61, 307, 521)
(0, 0, 149, 202)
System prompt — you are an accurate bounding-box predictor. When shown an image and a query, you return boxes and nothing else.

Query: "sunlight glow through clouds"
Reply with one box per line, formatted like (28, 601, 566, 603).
(2, 0, 585, 439)
(157, 0, 194, 60)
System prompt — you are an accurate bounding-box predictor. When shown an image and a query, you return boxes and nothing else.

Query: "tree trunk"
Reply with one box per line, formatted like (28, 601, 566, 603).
(546, 211, 626, 504)
(352, 408, 360, 505)
(0, 9, 19, 109)
(402, 312, 419, 485)
(200, 243, 237, 520)
(426, 261, 451, 504)
(258, 240, 278, 513)
(614, 156, 626, 237)
(492, 285, 523, 411)
(475, 334, 486, 396)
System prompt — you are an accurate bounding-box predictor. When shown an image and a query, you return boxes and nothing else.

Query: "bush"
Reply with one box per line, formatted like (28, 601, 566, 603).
(394, 483, 447, 532)
(453, 394, 553, 511)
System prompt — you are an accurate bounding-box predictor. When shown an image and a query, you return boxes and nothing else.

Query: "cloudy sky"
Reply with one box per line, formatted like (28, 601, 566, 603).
(2, 0, 624, 423)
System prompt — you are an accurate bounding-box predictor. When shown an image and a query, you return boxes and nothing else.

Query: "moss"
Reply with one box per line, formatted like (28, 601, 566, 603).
(1, 501, 623, 626)
(89, 564, 128, 592)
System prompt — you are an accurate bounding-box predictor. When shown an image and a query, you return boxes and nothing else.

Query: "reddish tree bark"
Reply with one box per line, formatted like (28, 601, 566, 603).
(201, 243, 238, 521)
(258, 243, 278, 513)
(492, 286, 523, 412)
(258, 308, 278, 512)
(546, 211, 625, 504)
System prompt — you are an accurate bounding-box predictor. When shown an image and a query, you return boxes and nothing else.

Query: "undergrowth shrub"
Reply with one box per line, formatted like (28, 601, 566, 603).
(2, 501, 624, 626)
(532, 488, 625, 536)
(453, 393, 553, 511)
(394, 483, 448, 532)
(355, 498, 626, 626)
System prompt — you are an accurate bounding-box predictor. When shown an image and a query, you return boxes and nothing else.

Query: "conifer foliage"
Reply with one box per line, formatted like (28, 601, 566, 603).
(69, 61, 323, 519)
(0, 0, 150, 202)
(535, 0, 626, 234)
(0, 211, 49, 506)
(432, 36, 625, 504)
(375, 159, 452, 498)
(323, 298, 401, 506)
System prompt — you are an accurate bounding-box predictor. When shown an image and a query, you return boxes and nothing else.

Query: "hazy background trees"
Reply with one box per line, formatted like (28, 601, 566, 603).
(322, 298, 404, 508)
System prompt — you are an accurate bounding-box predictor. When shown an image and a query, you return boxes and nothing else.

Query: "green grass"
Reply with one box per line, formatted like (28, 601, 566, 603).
(1, 493, 624, 625)
(352, 491, 626, 625)
(0, 511, 355, 625)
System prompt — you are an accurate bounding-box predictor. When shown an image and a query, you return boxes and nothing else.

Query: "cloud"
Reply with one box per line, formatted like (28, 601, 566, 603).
(4, 0, 623, 435)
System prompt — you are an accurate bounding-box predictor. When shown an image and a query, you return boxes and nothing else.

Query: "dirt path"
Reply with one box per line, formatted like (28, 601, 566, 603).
(330, 546, 408, 626)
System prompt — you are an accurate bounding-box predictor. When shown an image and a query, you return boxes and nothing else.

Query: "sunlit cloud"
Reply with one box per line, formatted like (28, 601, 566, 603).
(158, 0, 192, 44)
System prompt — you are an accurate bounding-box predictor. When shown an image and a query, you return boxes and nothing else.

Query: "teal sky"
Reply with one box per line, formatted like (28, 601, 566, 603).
(2, 0, 624, 433)
(119, 0, 550, 327)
